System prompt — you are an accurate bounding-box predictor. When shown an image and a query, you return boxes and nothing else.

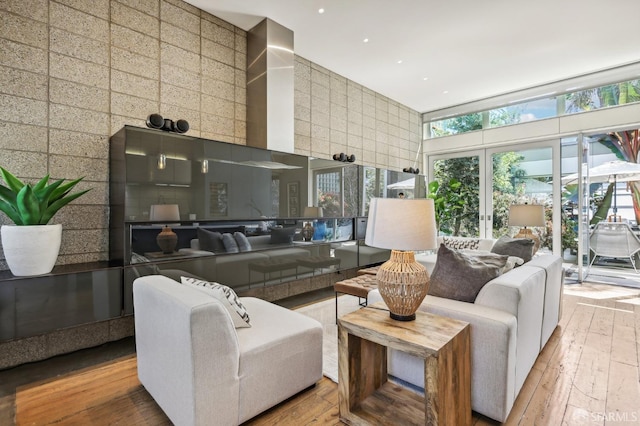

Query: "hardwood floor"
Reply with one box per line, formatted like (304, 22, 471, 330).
(1, 282, 639, 425)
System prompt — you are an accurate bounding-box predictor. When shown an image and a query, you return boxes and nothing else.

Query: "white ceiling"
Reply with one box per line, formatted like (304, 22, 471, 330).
(184, 0, 640, 114)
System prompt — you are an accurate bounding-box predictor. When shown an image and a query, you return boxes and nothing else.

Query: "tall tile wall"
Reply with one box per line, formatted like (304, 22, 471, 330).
(0, 0, 422, 269)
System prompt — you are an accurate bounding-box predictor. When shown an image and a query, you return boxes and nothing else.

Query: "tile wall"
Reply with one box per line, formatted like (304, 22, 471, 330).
(0, 0, 422, 268)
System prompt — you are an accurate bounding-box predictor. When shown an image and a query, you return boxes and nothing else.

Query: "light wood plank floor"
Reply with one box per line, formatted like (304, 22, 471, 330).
(2, 282, 640, 425)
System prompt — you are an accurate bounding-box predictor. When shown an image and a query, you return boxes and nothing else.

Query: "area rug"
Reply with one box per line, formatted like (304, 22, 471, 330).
(295, 295, 362, 383)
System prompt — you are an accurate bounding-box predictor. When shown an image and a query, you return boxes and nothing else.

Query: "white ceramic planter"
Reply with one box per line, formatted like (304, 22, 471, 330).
(1, 224, 62, 276)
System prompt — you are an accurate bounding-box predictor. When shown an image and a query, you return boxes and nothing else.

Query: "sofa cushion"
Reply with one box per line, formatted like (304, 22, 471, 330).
(234, 232, 252, 252)
(428, 244, 505, 302)
(460, 250, 523, 272)
(270, 227, 296, 244)
(197, 228, 226, 253)
(181, 276, 251, 327)
(222, 233, 240, 253)
(491, 236, 535, 262)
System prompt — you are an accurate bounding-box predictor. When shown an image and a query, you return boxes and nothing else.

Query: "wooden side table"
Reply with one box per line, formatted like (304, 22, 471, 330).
(338, 303, 471, 425)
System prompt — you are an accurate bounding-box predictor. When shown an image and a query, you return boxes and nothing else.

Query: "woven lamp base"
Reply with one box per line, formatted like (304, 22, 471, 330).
(514, 227, 540, 253)
(376, 250, 429, 321)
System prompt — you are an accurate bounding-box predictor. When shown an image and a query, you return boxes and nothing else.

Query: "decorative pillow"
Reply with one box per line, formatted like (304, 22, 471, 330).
(491, 236, 535, 262)
(459, 249, 524, 273)
(221, 233, 239, 253)
(428, 244, 504, 303)
(234, 232, 252, 252)
(181, 277, 251, 328)
(197, 228, 225, 253)
(270, 227, 296, 244)
(442, 237, 480, 251)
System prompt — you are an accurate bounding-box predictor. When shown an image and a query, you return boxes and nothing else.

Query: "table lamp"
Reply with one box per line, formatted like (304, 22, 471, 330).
(508, 203, 545, 252)
(302, 207, 323, 241)
(149, 204, 180, 253)
(365, 198, 438, 321)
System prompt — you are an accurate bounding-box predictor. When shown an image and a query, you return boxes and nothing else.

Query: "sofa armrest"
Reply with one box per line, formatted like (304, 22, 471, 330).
(133, 275, 241, 426)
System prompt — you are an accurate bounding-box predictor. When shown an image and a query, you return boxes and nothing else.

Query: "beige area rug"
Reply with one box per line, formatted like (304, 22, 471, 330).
(295, 295, 362, 383)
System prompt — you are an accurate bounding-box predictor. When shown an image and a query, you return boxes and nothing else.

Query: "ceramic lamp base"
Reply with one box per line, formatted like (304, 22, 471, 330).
(376, 250, 429, 321)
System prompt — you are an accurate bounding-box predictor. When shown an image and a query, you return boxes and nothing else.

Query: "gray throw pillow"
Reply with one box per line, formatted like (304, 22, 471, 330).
(222, 233, 239, 253)
(270, 227, 296, 244)
(491, 235, 535, 262)
(428, 244, 505, 303)
(197, 228, 225, 253)
(234, 231, 252, 252)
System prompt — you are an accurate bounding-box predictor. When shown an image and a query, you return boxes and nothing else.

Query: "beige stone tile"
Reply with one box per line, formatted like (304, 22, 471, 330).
(235, 103, 246, 122)
(161, 83, 200, 111)
(111, 69, 159, 102)
(54, 0, 109, 20)
(234, 119, 245, 140)
(295, 105, 311, 122)
(347, 133, 363, 150)
(110, 114, 147, 135)
(363, 103, 376, 119)
(57, 250, 107, 265)
(310, 138, 330, 158)
(363, 126, 376, 141)
(160, 42, 200, 73)
(295, 120, 311, 138)
(235, 32, 246, 53)
(161, 22, 200, 54)
(111, 24, 159, 59)
(295, 90, 311, 109)
(161, 63, 200, 92)
(311, 123, 330, 141)
(0, 149, 48, 179)
(361, 149, 376, 166)
(109, 316, 135, 341)
(0, 65, 47, 101)
(111, 46, 160, 81)
(331, 115, 347, 133)
(330, 130, 347, 146)
(0, 335, 48, 370)
(201, 95, 234, 118)
(348, 112, 363, 127)
(59, 228, 108, 255)
(49, 78, 109, 112)
(235, 85, 246, 105)
(331, 104, 347, 121)
(56, 205, 109, 229)
(201, 78, 234, 101)
(111, 1, 159, 37)
(0, 94, 47, 126)
(0, 122, 47, 152)
(111, 92, 158, 119)
(49, 53, 110, 90)
(162, 0, 200, 15)
(201, 10, 233, 30)
(49, 28, 109, 66)
(50, 2, 109, 43)
(311, 69, 330, 89)
(200, 114, 233, 137)
(202, 57, 234, 84)
(0, 12, 47, 48)
(0, 0, 48, 23)
(294, 134, 311, 154)
(49, 103, 109, 136)
(234, 68, 245, 89)
(201, 18, 234, 46)
(49, 129, 109, 159)
(115, 0, 159, 16)
(201, 38, 234, 66)
(235, 50, 246, 71)
(71, 179, 108, 205)
(0, 39, 47, 74)
(161, 0, 200, 34)
(50, 154, 108, 182)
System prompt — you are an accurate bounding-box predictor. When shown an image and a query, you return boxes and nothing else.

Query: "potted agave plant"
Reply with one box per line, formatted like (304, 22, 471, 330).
(0, 167, 90, 276)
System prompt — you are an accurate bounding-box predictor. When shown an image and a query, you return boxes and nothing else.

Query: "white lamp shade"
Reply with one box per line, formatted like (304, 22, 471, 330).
(149, 204, 180, 221)
(508, 204, 545, 227)
(303, 206, 323, 217)
(365, 198, 437, 251)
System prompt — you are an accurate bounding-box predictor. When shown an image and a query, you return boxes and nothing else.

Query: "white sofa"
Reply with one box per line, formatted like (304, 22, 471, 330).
(133, 275, 323, 425)
(369, 250, 563, 422)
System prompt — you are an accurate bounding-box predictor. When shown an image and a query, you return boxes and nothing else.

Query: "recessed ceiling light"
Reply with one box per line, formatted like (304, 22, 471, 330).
(423, 77, 429, 81)
(443, 90, 449, 94)
(397, 60, 403, 64)
(318, 8, 325, 14)
(363, 38, 369, 43)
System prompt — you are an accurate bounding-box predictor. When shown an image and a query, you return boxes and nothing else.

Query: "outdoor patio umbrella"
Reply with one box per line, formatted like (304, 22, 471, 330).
(386, 177, 415, 189)
(561, 160, 640, 216)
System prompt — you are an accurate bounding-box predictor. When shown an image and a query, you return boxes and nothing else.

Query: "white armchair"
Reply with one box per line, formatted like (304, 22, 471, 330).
(589, 222, 640, 272)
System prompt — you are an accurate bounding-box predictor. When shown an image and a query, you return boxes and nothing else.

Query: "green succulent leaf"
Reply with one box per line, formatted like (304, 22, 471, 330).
(0, 167, 90, 225)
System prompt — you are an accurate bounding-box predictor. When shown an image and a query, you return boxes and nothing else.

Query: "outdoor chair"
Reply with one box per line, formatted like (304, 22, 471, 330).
(589, 222, 640, 273)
